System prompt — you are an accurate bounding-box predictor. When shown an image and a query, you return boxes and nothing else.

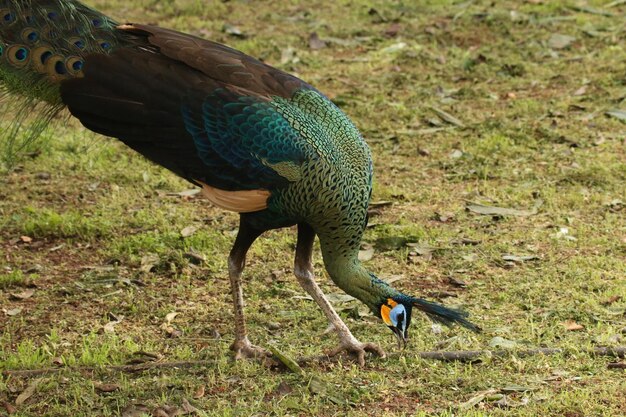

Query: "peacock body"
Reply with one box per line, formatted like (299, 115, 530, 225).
(0, 0, 478, 364)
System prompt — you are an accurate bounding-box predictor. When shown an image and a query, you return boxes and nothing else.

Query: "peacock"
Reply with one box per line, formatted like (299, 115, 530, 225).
(0, 0, 479, 365)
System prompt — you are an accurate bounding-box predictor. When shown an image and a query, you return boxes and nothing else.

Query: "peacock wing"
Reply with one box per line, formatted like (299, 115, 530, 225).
(60, 24, 317, 212)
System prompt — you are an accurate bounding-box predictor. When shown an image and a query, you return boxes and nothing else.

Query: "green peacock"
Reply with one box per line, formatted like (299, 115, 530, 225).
(0, 0, 479, 364)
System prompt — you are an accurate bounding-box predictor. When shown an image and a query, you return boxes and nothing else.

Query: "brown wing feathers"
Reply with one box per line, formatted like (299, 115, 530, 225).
(118, 24, 308, 99)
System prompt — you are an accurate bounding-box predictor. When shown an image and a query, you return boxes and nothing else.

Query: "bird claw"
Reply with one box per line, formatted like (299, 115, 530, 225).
(327, 339, 386, 367)
(230, 337, 271, 361)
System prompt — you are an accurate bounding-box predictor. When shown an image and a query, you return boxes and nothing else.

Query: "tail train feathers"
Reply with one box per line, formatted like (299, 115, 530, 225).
(413, 298, 481, 332)
(0, 0, 120, 99)
(0, 0, 123, 170)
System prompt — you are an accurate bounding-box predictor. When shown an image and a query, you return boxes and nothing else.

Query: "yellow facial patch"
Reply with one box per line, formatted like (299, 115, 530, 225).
(380, 299, 397, 326)
(381, 304, 392, 325)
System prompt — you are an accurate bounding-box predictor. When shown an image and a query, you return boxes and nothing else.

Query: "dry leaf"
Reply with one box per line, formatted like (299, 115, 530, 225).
(417, 147, 431, 156)
(466, 202, 539, 217)
(459, 389, 498, 410)
(430, 106, 465, 127)
(383, 275, 405, 284)
(95, 382, 120, 393)
(4, 308, 22, 316)
(501, 384, 536, 393)
(152, 408, 170, 417)
(10, 289, 35, 300)
(548, 33, 575, 49)
(102, 321, 119, 334)
(603, 295, 622, 305)
(184, 249, 206, 265)
(161, 324, 182, 338)
(308, 375, 351, 405)
(562, 320, 584, 331)
(447, 276, 467, 287)
(605, 109, 626, 122)
(326, 293, 356, 304)
(165, 312, 179, 323)
(435, 212, 455, 222)
(369, 201, 393, 208)
(502, 255, 540, 262)
(274, 381, 293, 396)
(121, 404, 150, 417)
(193, 385, 205, 399)
(15, 378, 43, 406)
(182, 398, 199, 414)
(180, 226, 198, 238)
(358, 244, 374, 261)
(384, 23, 401, 37)
(308, 32, 327, 50)
(140, 254, 160, 273)
(169, 189, 200, 197)
(222, 23, 246, 38)
(489, 336, 518, 349)
(573, 85, 587, 96)
(2, 401, 16, 415)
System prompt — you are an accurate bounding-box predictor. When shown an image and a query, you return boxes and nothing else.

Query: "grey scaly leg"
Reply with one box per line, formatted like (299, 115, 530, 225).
(228, 219, 268, 359)
(294, 223, 385, 366)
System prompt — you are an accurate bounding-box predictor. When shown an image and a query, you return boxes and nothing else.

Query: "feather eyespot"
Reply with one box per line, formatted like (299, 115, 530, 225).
(39, 50, 52, 64)
(66, 56, 84, 74)
(6, 45, 30, 67)
(1, 9, 15, 25)
(46, 11, 59, 21)
(68, 37, 85, 50)
(22, 28, 39, 43)
(54, 60, 66, 74)
(43, 54, 68, 79)
(92, 18, 103, 27)
(32, 46, 54, 73)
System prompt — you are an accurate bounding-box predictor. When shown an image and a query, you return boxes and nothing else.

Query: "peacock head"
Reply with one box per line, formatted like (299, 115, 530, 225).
(378, 296, 413, 349)
(377, 292, 479, 348)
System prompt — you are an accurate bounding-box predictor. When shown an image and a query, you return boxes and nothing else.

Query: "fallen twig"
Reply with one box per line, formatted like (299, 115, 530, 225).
(1, 360, 214, 378)
(298, 346, 626, 364)
(3, 346, 625, 377)
(607, 362, 626, 369)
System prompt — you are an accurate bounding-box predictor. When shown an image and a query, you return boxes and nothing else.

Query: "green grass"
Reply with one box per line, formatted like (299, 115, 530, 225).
(1, 0, 626, 416)
(0, 270, 28, 289)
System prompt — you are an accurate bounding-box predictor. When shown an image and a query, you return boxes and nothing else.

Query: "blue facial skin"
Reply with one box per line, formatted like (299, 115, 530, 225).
(388, 304, 408, 348)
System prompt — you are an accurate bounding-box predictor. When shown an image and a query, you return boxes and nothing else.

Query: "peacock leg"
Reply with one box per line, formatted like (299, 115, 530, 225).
(228, 218, 269, 360)
(294, 223, 386, 366)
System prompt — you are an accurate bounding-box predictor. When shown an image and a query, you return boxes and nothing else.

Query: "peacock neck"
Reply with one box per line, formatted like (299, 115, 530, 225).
(319, 237, 399, 313)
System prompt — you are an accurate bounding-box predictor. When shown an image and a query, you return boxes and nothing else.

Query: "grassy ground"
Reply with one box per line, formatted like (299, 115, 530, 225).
(1, 0, 626, 415)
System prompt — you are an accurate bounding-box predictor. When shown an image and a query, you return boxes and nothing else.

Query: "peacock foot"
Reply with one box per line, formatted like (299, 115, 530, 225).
(327, 337, 386, 367)
(230, 337, 271, 361)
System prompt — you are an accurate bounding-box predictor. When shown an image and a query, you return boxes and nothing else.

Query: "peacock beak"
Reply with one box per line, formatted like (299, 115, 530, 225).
(390, 326, 408, 350)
